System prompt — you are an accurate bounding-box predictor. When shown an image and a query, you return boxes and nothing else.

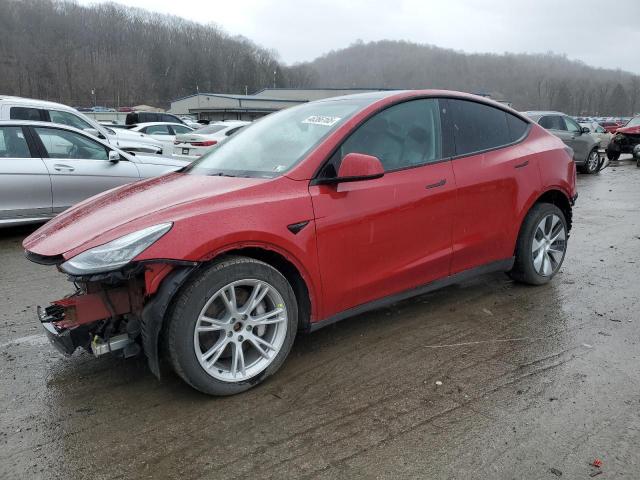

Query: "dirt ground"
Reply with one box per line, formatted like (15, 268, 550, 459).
(1, 158, 639, 479)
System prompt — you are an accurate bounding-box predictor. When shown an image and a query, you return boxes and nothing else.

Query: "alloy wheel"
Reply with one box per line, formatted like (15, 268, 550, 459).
(531, 214, 566, 276)
(587, 150, 599, 172)
(193, 279, 288, 382)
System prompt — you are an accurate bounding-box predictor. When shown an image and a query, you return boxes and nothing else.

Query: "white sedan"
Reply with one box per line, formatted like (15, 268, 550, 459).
(172, 121, 249, 161)
(128, 122, 195, 154)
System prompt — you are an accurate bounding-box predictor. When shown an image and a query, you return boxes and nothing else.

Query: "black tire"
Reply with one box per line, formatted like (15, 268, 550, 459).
(166, 256, 298, 395)
(508, 203, 568, 285)
(578, 148, 600, 174)
(606, 148, 620, 162)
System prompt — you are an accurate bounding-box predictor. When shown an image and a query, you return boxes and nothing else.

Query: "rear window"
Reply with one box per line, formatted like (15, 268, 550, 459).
(196, 124, 227, 134)
(448, 99, 511, 156)
(0, 126, 31, 158)
(10, 107, 45, 121)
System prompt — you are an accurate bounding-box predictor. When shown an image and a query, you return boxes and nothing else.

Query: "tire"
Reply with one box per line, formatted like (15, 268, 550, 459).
(509, 203, 568, 285)
(606, 148, 620, 162)
(166, 256, 298, 395)
(578, 148, 600, 174)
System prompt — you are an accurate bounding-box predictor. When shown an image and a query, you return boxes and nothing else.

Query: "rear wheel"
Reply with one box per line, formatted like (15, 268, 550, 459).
(167, 256, 297, 395)
(509, 203, 568, 285)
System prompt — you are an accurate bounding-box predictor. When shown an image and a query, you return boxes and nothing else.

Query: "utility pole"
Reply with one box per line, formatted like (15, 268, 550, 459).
(273, 70, 277, 89)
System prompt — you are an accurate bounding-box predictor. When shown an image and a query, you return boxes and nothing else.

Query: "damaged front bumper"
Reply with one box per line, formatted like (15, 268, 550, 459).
(33, 260, 197, 377)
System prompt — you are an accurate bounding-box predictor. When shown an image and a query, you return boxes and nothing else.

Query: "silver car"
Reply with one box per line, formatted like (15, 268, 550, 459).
(523, 111, 601, 174)
(0, 121, 188, 227)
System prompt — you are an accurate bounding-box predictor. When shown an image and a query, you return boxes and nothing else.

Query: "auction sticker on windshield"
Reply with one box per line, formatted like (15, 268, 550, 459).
(302, 115, 341, 126)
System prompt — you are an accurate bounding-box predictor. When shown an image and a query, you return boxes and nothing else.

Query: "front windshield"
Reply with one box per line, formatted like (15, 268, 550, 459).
(626, 116, 640, 128)
(186, 99, 370, 177)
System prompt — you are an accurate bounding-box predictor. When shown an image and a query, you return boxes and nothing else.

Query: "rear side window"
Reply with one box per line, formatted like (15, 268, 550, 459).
(10, 107, 45, 121)
(539, 115, 566, 131)
(49, 110, 93, 130)
(0, 126, 31, 158)
(145, 125, 171, 135)
(448, 99, 510, 156)
(161, 114, 180, 123)
(172, 125, 192, 134)
(506, 113, 529, 142)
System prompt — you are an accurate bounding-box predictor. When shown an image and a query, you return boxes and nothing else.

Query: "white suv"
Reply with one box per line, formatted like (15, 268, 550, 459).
(0, 96, 163, 154)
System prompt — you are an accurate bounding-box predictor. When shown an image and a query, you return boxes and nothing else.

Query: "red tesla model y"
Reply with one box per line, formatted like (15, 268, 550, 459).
(24, 90, 577, 395)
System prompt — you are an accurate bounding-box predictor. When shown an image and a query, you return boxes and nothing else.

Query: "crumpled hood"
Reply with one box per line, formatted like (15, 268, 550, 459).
(23, 173, 269, 258)
(616, 125, 640, 135)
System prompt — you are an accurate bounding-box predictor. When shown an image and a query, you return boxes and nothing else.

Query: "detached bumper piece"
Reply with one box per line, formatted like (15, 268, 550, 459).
(38, 306, 84, 356)
(37, 284, 141, 357)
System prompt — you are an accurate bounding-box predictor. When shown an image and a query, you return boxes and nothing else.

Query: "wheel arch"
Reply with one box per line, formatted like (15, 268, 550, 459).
(513, 188, 573, 257)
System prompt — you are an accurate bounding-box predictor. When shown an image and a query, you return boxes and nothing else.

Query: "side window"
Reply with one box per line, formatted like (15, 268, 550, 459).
(162, 114, 179, 123)
(10, 107, 45, 121)
(0, 126, 32, 158)
(323, 99, 442, 175)
(34, 127, 109, 160)
(563, 116, 581, 133)
(145, 125, 171, 135)
(448, 99, 510, 155)
(172, 125, 192, 134)
(48, 110, 93, 130)
(539, 115, 566, 131)
(506, 113, 529, 142)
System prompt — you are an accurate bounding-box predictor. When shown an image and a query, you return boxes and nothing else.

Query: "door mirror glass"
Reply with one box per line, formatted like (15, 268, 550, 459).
(333, 153, 384, 183)
(108, 150, 121, 162)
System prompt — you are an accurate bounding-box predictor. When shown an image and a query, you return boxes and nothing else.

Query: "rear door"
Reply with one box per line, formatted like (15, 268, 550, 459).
(539, 115, 577, 157)
(310, 98, 456, 317)
(30, 126, 140, 212)
(445, 98, 540, 273)
(0, 126, 52, 222)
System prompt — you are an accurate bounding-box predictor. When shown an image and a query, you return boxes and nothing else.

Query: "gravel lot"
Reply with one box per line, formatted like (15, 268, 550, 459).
(1, 158, 639, 479)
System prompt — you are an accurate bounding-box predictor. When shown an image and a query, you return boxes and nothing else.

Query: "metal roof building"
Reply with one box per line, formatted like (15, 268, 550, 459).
(169, 88, 389, 121)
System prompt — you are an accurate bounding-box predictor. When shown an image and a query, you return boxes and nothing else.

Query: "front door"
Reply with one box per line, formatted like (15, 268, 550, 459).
(0, 126, 52, 222)
(310, 98, 456, 318)
(30, 126, 140, 212)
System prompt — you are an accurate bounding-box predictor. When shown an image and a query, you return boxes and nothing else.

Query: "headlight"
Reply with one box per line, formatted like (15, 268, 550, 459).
(61, 223, 172, 275)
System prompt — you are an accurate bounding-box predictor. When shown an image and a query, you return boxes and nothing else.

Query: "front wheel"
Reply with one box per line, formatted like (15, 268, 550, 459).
(578, 148, 600, 174)
(166, 256, 298, 395)
(509, 203, 568, 285)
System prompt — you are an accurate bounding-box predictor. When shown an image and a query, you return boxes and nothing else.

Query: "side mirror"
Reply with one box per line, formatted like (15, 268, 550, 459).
(108, 150, 121, 163)
(318, 153, 385, 185)
(581, 127, 590, 134)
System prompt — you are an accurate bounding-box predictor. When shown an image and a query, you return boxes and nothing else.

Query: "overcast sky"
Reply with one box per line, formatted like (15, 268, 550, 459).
(79, 0, 640, 74)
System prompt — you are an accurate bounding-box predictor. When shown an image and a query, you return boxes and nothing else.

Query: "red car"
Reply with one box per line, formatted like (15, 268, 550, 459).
(24, 90, 577, 395)
(600, 121, 624, 134)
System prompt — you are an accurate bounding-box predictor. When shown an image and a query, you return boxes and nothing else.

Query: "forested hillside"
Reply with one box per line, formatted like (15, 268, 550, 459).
(0, 0, 286, 107)
(299, 40, 640, 115)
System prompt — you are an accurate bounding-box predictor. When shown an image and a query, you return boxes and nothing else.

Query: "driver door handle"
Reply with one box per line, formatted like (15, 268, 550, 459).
(514, 160, 529, 169)
(53, 164, 75, 172)
(425, 179, 446, 189)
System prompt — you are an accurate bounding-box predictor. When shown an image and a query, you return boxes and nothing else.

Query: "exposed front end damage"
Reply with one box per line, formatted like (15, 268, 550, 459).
(607, 132, 640, 159)
(34, 260, 197, 377)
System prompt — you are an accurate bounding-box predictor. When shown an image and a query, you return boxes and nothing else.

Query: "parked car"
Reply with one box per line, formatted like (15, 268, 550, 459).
(24, 90, 577, 395)
(125, 111, 185, 126)
(600, 121, 624, 133)
(0, 121, 187, 227)
(579, 121, 612, 150)
(606, 115, 640, 162)
(524, 111, 601, 173)
(128, 122, 194, 154)
(172, 121, 249, 160)
(0, 96, 164, 154)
